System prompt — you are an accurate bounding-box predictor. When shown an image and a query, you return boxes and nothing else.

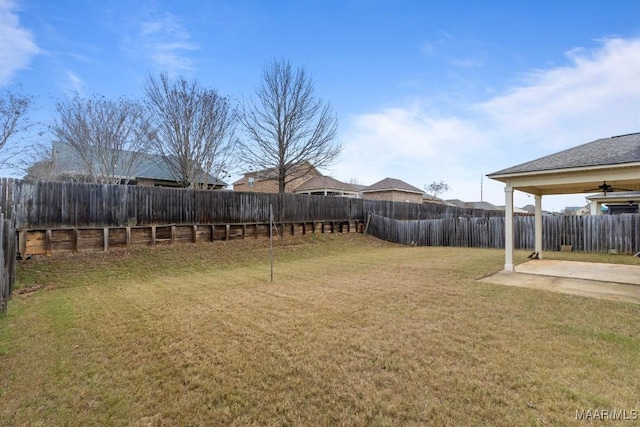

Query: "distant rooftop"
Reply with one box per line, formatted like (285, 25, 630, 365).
(362, 178, 424, 194)
(53, 141, 225, 186)
(294, 176, 359, 192)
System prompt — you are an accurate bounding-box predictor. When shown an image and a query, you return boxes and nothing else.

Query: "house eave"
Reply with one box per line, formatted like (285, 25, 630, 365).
(487, 162, 640, 196)
(487, 162, 640, 182)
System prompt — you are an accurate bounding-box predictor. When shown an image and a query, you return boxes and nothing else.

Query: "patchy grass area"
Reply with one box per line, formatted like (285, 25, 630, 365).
(2, 235, 639, 426)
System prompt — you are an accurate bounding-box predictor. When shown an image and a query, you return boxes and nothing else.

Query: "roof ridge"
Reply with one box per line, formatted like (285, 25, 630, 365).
(611, 132, 640, 138)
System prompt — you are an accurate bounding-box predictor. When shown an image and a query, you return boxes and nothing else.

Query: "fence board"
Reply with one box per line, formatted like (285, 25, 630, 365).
(367, 213, 640, 254)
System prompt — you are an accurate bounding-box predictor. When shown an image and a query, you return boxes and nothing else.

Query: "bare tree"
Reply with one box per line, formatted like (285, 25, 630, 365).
(238, 59, 341, 193)
(22, 143, 57, 182)
(0, 87, 33, 167)
(52, 93, 154, 184)
(426, 181, 451, 198)
(144, 73, 236, 188)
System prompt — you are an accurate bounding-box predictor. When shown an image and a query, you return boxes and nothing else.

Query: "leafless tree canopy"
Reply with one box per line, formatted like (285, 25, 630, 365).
(144, 73, 236, 188)
(239, 59, 340, 193)
(426, 181, 451, 198)
(52, 93, 154, 184)
(0, 88, 33, 167)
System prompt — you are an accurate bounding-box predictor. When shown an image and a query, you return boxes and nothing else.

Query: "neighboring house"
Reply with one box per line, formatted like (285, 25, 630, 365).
(520, 204, 554, 215)
(232, 161, 322, 193)
(444, 199, 467, 209)
(446, 199, 529, 213)
(293, 176, 362, 198)
(445, 199, 503, 211)
(361, 178, 424, 203)
(586, 191, 640, 215)
(521, 204, 535, 214)
(562, 205, 590, 216)
(423, 193, 444, 204)
(44, 141, 226, 189)
(494, 205, 530, 214)
(467, 201, 503, 211)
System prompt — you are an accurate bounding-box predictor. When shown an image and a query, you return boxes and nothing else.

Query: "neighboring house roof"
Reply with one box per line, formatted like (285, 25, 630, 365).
(468, 201, 502, 211)
(563, 205, 590, 215)
(521, 204, 536, 214)
(361, 178, 424, 194)
(489, 133, 640, 176)
(495, 205, 529, 214)
(423, 193, 444, 202)
(235, 160, 320, 183)
(520, 204, 554, 215)
(444, 199, 467, 208)
(447, 199, 528, 213)
(53, 141, 226, 186)
(294, 176, 359, 192)
(231, 176, 245, 185)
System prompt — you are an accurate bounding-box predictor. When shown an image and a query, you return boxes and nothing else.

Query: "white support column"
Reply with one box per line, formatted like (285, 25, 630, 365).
(534, 194, 543, 259)
(589, 201, 601, 215)
(504, 186, 514, 271)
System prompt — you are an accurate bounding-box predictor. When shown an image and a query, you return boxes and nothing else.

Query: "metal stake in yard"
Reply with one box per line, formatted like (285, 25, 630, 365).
(269, 204, 274, 282)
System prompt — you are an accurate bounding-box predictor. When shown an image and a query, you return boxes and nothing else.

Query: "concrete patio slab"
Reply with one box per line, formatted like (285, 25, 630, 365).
(479, 260, 640, 304)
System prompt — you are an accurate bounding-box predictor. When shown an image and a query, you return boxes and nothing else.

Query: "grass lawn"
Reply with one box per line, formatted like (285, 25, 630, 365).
(1, 234, 639, 426)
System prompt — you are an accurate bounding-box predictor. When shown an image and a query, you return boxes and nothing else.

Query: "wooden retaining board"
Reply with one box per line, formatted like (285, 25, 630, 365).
(18, 220, 364, 257)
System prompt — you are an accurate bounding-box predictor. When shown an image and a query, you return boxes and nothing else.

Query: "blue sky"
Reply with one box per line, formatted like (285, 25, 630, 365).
(2, 0, 640, 211)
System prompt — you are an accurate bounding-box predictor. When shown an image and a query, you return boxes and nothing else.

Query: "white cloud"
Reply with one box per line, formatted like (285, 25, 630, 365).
(336, 37, 640, 212)
(477, 37, 640, 151)
(421, 31, 453, 55)
(0, 0, 39, 85)
(66, 71, 84, 93)
(124, 10, 198, 75)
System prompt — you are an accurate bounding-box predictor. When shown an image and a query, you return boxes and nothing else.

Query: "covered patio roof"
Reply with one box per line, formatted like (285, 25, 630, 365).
(487, 132, 640, 271)
(488, 133, 640, 195)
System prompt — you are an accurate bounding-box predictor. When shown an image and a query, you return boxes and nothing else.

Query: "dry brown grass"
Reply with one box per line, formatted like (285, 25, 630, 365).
(1, 234, 639, 426)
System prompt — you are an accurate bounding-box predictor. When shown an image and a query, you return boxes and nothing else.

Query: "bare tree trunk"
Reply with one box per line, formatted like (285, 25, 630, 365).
(238, 59, 341, 193)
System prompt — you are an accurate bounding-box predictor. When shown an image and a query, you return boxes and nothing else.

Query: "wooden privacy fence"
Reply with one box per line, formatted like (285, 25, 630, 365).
(0, 179, 502, 229)
(0, 214, 17, 313)
(366, 213, 640, 254)
(0, 177, 499, 312)
(0, 179, 19, 313)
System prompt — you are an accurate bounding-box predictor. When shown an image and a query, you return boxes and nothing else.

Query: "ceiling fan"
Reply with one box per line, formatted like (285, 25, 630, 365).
(586, 181, 634, 195)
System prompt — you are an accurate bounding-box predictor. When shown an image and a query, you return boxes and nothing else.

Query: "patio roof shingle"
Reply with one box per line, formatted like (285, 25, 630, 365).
(489, 133, 640, 176)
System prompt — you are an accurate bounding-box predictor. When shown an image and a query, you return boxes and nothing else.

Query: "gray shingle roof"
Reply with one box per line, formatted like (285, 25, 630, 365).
(444, 199, 466, 208)
(362, 178, 424, 194)
(488, 133, 640, 176)
(294, 176, 359, 192)
(53, 141, 226, 185)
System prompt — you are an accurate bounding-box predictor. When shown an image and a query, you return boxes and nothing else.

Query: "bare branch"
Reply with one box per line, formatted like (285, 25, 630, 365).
(51, 92, 153, 184)
(238, 59, 341, 192)
(144, 73, 237, 188)
(426, 181, 451, 198)
(0, 87, 33, 168)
